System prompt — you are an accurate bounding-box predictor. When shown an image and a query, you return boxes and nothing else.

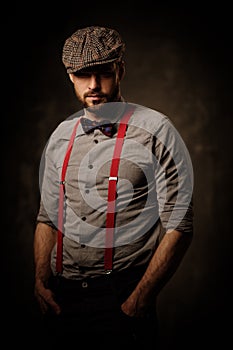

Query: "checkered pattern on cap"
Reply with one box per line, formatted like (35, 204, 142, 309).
(62, 26, 125, 73)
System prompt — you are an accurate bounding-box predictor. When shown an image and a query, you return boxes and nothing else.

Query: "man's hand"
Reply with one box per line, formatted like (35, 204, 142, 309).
(35, 279, 61, 315)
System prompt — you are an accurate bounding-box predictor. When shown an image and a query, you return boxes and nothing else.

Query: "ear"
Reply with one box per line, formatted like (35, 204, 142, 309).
(118, 61, 125, 80)
(69, 73, 74, 83)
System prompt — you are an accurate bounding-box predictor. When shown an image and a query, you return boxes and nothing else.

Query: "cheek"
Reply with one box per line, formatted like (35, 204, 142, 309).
(102, 78, 118, 92)
(74, 82, 86, 96)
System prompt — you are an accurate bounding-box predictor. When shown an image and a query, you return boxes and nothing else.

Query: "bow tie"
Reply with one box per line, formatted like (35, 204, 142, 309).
(81, 117, 115, 137)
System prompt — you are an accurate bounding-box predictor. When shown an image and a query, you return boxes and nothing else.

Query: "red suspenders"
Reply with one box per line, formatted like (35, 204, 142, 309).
(56, 118, 81, 273)
(56, 106, 134, 274)
(104, 110, 133, 272)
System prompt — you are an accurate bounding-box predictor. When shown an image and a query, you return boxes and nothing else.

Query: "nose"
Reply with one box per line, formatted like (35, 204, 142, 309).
(88, 74, 100, 90)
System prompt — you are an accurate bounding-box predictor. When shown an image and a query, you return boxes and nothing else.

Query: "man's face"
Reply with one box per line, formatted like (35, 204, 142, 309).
(69, 62, 124, 108)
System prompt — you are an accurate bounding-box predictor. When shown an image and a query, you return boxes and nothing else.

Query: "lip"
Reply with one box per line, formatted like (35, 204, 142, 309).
(87, 95, 101, 99)
(86, 96, 103, 104)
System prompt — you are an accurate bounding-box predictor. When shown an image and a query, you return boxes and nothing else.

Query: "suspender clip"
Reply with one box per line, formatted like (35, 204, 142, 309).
(109, 177, 118, 181)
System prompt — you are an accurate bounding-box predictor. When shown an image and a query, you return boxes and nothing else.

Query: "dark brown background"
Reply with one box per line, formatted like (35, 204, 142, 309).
(4, 2, 232, 348)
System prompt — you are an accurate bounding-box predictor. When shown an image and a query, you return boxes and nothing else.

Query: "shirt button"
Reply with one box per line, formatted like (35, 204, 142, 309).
(82, 281, 88, 288)
(81, 244, 86, 248)
(88, 164, 93, 169)
(94, 139, 98, 143)
(85, 189, 90, 194)
(81, 216, 86, 221)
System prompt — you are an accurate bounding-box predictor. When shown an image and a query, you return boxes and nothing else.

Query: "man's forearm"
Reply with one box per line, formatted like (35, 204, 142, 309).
(34, 222, 57, 284)
(122, 229, 193, 316)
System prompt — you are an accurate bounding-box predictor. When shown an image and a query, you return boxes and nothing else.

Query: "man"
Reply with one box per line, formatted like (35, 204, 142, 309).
(34, 26, 193, 347)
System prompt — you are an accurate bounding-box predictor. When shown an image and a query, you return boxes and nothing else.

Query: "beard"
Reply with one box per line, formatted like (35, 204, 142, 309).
(75, 85, 121, 109)
(73, 84, 123, 120)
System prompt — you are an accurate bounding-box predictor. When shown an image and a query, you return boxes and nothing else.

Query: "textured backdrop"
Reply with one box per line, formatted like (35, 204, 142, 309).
(4, 3, 232, 348)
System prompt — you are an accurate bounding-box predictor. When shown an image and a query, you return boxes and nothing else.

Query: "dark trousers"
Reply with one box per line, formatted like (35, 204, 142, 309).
(41, 269, 159, 348)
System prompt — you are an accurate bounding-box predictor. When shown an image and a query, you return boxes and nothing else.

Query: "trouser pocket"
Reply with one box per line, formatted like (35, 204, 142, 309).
(119, 307, 158, 345)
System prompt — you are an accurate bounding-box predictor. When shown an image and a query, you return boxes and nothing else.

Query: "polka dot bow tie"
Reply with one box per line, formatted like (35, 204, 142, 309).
(81, 117, 115, 137)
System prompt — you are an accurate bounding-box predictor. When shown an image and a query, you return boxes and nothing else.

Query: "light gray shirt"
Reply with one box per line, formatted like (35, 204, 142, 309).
(37, 102, 193, 279)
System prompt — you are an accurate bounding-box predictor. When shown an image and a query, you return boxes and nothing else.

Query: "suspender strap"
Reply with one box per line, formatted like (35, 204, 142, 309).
(104, 106, 135, 272)
(56, 118, 80, 273)
(56, 105, 135, 274)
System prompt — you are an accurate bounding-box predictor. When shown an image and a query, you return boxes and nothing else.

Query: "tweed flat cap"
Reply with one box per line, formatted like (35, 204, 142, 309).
(62, 26, 125, 73)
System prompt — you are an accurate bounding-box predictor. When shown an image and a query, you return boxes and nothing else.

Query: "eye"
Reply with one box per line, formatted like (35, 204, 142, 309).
(73, 72, 92, 78)
(73, 70, 115, 79)
(100, 72, 114, 78)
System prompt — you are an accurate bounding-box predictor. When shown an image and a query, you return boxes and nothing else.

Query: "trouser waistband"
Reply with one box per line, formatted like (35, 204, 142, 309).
(49, 266, 146, 293)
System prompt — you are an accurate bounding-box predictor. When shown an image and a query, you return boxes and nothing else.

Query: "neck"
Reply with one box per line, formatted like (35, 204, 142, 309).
(84, 100, 127, 122)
